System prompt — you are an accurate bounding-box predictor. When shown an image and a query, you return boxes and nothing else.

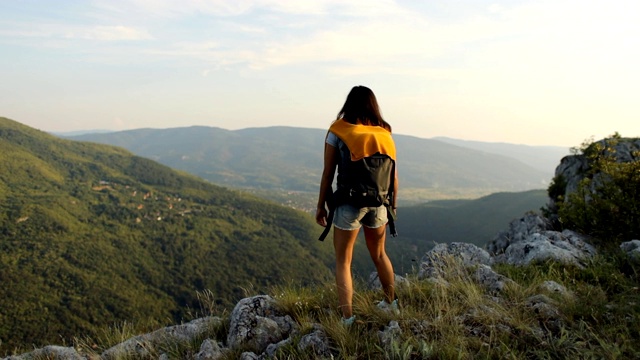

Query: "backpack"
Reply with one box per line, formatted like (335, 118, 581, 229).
(318, 152, 397, 241)
(337, 153, 394, 208)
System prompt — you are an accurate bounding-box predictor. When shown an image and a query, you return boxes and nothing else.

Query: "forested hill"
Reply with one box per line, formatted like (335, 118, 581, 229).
(0, 117, 334, 351)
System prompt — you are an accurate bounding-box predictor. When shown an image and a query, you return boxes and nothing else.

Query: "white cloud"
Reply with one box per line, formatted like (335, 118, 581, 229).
(100, 0, 405, 18)
(65, 25, 152, 41)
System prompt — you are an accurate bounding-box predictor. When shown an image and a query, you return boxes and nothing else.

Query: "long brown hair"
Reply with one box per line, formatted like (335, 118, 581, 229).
(336, 86, 392, 132)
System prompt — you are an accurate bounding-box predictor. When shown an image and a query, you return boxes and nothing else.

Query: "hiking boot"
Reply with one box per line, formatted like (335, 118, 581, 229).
(341, 315, 356, 327)
(377, 299, 400, 314)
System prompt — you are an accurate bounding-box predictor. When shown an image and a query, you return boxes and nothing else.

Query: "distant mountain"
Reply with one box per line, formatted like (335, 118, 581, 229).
(51, 129, 115, 136)
(0, 117, 335, 350)
(68, 126, 553, 203)
(432, 136, 571, 177)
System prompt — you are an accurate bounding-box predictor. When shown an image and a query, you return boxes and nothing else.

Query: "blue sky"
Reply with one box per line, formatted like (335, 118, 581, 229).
(1, 0, 638, 146)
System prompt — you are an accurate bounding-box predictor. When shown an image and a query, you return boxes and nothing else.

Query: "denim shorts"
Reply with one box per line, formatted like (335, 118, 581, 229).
(333, 204, 388, 231)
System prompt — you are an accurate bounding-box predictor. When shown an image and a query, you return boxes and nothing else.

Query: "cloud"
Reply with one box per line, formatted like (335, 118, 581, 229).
(4, 0, 638, 85)
(65, 25, 152, 41)
(0, 21, 151, 43)
(98, 0, 403, 18)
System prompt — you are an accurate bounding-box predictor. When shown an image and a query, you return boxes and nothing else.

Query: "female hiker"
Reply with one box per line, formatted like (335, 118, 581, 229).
(316, 85, 399, 325)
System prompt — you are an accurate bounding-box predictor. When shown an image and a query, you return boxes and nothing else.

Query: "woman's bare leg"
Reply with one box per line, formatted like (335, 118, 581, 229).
(333, 227, 360, 318)
(363, 225, 395, 303)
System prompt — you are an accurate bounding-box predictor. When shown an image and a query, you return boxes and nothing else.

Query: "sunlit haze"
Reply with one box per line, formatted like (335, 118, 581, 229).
(1, 0, 638, 146)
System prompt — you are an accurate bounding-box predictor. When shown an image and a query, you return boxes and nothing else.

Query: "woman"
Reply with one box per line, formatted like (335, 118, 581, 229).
(316, 85, 399, 325)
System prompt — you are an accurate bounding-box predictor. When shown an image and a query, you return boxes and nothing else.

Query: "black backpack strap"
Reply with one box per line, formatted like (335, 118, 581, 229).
(318, 189, 340, 241)
(387, 205, 397, 237)
(387, 160, 398, 237)
(318, 207, 334, 241)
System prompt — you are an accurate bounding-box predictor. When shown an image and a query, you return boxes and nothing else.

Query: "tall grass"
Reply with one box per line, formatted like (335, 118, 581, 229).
(10, 252, 639, 359)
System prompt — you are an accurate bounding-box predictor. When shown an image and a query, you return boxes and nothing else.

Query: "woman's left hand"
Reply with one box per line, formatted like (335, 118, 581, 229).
(315, 206, 328, 227)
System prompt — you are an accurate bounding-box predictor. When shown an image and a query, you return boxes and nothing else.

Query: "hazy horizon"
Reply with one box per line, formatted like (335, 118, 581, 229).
(45, 122, 573, 149)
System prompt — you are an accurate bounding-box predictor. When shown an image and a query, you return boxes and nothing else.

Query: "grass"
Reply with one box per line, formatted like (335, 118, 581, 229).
(7, 252, 640, 359)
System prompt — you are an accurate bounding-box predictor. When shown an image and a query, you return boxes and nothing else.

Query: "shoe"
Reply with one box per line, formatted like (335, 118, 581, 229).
(341, 315, 356, 326)
(377, 299, 400, 314)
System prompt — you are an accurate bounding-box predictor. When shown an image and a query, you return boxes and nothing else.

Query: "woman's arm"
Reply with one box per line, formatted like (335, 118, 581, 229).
(316, 142, 339, 226)
(392, 164, 399, 209)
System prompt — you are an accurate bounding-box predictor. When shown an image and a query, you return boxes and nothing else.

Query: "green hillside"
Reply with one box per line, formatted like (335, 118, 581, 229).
(0, 117, 335, 351)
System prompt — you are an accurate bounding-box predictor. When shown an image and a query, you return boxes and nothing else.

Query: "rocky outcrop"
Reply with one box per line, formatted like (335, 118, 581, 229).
(226, 295, 299, 355)
(0, 237, 584, 360)
(296, 325, 332, 358)
(418, 242, 493, 280)
(2, 346, 83, 360)
(620, 240, 640, 259)
(368, 271, 409, 290)
(3, 212, 625, 360)
(553, 137, 640, 201)
(101, 317, 221, 360)
(487, 213, 596, 268)
(486, 213, 551, 255)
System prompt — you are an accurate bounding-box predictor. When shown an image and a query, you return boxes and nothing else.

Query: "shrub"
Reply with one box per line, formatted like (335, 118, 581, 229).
(552, 135, 640, 245)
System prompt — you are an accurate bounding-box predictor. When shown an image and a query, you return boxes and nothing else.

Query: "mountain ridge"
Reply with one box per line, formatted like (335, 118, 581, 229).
(68, 125, 551, 202)
(432, 136, 570, 174)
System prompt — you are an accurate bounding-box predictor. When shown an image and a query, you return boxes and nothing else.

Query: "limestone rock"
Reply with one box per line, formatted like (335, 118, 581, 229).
(240, 352, 259, 360)
(368, 272, 409, 290)
(195, 339, 224, 360)
(297, 325, 332, 358)
(378, 321, 402, 350)
(2, 346, 83, 360)
(227, 295, 297, 353)
(472, 264, 518, 294)
(538, 280, 572, 300)
(418, 242, 493, 280)
(554, 138, 640, 201)
(264, 338, 291, 358)
(493, 229, 596, 268)
(526, 294, 565, 333)
(101, 316, 221, 360)
(620, 240, 640, 259)
(487, 213, 551, 255)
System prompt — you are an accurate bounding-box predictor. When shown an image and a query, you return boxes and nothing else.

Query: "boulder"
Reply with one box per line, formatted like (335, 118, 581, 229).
(620, 240, 640, 259)
(297, 325, 332, 358)
(240, 352, 259, 360)
(378, 321, 402, 350)
(553, 138, 640, 201)
(227, 295, 297, 353)
(194, 339, 225, 360)
(472, 264, 518, 294)
(493, 229, 596, 268)
(538, 280, 573, 300)
(2, 346, 83, 360)
(487, 213, 551, 255)
(526, 294, 565, 333)
(367, 272, 409, 291)
(264, 338, 292, 358)
(101, 316, 221, 360)
(418, 242, 493, 280)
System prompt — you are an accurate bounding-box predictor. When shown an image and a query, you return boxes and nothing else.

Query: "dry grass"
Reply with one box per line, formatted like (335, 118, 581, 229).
(14, 252, 638, 359)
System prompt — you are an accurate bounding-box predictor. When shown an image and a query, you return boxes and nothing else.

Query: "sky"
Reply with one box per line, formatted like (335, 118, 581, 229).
(0, 0, 638, 147)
